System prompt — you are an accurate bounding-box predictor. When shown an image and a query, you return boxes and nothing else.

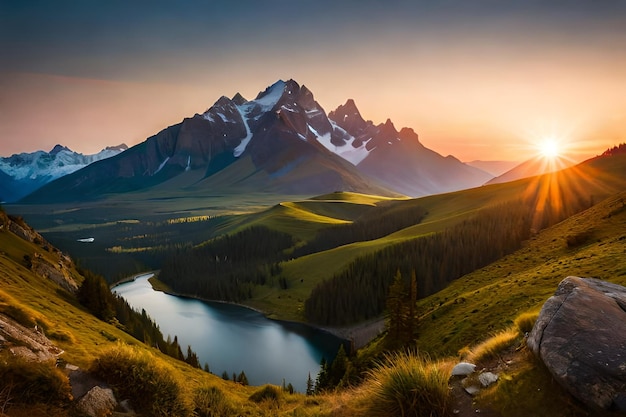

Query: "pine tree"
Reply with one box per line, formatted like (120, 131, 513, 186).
(329, 344, 348, 387)
(386, 270, 405, 342)
(406, 269, 418, 342)
(237, 371, 249, 386)
(315, 358, 329, 393)
(78, 271, 115, 321)
(185, 345, 200, 368)
(306, 372, 314, 396)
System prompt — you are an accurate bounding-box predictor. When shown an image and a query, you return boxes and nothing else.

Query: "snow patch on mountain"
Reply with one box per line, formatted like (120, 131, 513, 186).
(230, 80, 286, 157)
(233, 105, 253, 157)
(311, 122, 372, 165)
(254, 80, 286, 112)
(154, 157, 170, 175)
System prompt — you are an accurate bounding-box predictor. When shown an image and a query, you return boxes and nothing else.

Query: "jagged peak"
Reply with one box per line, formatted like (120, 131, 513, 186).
(299, 84, 314, 99)
(376, 118, 399, 140)
(254, 80, 287, 101)
(328, 99, 366, 126)
(231, 92, 247, 106)
(213, 95, 234, 107)
(398, 127, 420, 143)
(336, 99, 361, 115)
(283, 79, 301, 93)
(103, 144, 128, 152)
(50, 144, 71, 155)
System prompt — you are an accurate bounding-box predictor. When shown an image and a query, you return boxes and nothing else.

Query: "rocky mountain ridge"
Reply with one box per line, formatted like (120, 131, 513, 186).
(22, 79, 492, 203)
(0, 144, 127, 202)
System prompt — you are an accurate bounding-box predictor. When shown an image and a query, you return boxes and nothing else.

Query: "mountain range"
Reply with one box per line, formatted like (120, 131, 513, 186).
(0, 144, 127, 203)
(22, 80, 493, 203)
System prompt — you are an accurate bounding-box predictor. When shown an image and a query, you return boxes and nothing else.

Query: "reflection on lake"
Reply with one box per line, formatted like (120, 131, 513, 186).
(113, 273, 345, 391)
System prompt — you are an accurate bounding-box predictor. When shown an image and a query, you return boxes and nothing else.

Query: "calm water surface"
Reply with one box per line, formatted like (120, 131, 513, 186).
(113, 273, 344, 392)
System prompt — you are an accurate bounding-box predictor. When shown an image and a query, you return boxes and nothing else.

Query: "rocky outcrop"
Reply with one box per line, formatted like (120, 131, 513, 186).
(75, 385, 118, 417)
(0, 313, 63, 361)
(31, 253, 78, 292)
(4, 215, 79, 292)
(528, 276, 626, 412)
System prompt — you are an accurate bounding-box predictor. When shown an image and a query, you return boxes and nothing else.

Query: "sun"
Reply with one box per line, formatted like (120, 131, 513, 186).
(538, 138, 560, 159)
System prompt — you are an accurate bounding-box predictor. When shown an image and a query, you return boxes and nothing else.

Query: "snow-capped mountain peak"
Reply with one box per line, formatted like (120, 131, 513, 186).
(20, 79, 494, 204)
(0, 144, 127, 202)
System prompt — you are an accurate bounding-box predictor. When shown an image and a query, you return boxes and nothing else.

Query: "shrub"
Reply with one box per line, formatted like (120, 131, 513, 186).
(0, 289, 52, 331)
(514, 311, 539, 334)
(0, 353, 71, 407)
(465, 328, 519, 363)
(565, 230, 593, 248)
(248, 384, 282, 403)
(364, 351, 453, 417)
(90, 344, 191, 416)
(47, 328, 75, 343)
(193, 385, 235, 417)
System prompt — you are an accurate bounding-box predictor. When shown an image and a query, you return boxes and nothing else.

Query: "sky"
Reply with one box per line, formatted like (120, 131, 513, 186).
(1, 0, 626, 163)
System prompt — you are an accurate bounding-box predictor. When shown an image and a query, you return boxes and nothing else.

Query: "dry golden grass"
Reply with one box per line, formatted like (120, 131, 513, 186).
(361, 351, 455, 417)
(513, 310, 539, 334)
(463, 328, 521, 364)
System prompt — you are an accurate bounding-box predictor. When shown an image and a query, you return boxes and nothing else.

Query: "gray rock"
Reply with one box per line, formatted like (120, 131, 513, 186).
(464, 385, 481, 396)
(528, 276, 626, 411)
(451, 362, 476, 376)
(478, 371, 498, 387)
(75, 386, 117, 417)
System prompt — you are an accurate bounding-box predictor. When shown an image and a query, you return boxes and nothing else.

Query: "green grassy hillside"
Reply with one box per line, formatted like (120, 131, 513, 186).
(415, 190, 626, 356)
(2, 155, 625, 416)
(0, 212, 351, 416)
(242, 154, 626, 320)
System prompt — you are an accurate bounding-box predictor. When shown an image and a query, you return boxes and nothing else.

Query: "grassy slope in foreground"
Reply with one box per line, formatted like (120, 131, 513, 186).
(0, 217, 355, 416)
(415, 190, 626, 356)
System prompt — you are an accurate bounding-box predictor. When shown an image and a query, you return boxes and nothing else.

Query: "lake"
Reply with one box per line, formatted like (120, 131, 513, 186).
(112, 273, 345, 392)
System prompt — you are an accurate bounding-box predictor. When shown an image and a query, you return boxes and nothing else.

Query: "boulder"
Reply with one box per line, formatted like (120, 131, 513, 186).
(451, 362, 477, 376)
(528, 276, 626, 412)
(75, 385, 117, 417)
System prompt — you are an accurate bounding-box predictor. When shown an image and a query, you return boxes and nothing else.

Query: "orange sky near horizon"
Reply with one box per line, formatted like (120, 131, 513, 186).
(1, 2, 625, 163)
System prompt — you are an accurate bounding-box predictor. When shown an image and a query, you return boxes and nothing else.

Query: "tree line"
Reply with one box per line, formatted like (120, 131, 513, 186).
(159, 226, 294, 301)
(602, 143, 626, 156)
(304, 200, 535, 326)
(305, 176, 598, 327)
(292, 202, 428, 257)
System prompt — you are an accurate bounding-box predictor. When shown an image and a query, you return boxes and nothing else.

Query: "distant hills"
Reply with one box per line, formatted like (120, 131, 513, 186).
(486, 155, 575, 185)
(0, 144, 127, 202)
(22, 79, 493, 203)
(465, 160, 518, 177)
